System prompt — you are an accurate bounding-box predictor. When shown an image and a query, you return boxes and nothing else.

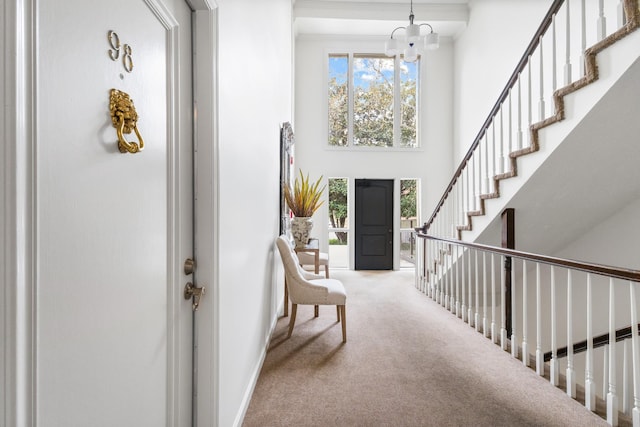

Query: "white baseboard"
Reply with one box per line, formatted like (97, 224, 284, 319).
(232, 300, 283, 427)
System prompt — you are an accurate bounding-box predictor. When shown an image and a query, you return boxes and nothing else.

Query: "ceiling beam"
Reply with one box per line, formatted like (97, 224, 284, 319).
(294, 1, 469, 23)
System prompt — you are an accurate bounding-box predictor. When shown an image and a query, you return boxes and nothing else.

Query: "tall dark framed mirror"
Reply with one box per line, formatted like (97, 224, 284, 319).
(279, 122, 294, 236)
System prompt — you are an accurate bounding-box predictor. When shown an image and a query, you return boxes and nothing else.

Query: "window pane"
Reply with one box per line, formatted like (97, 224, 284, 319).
(329, 232, 349, 268)
(328, 178, 348, 239)
(328, 177, 349, 268)
(400, 179, 418, 266)
(353, 55, 394, 147)
(399, 230, 416, 266)
(328, 55, 349, 146)
(400, 59, 419, 148)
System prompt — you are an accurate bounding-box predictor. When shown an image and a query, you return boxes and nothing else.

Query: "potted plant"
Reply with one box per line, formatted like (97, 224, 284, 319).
(284, 169, 325, 247)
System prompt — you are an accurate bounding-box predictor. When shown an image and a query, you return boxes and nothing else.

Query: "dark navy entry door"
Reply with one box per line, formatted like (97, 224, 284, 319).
(355, 179, 393, 270)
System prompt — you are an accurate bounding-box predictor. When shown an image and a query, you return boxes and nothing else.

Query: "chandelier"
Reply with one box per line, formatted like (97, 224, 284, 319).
(384, 0, 439, 63)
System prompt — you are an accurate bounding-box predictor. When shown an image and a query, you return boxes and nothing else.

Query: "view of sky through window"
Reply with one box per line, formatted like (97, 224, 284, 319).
(328, 54, 419, 148)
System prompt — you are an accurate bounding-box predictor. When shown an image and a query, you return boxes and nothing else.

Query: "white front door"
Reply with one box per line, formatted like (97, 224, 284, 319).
(34, 0, 194, 424)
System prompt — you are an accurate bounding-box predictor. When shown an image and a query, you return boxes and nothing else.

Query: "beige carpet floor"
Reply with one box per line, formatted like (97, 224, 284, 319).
(242, 270, 610, 427)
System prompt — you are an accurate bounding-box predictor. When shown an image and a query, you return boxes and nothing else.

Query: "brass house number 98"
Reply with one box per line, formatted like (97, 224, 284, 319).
(108, 30, 133, 73)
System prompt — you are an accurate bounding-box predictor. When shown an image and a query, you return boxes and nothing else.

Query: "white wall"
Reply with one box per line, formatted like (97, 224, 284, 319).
(294, 36, 454, 260)
(555, 197, 640, 269)
(0, 1, 8, 420)
(453, 0, 549, 163)
(216, 0, 293, 425)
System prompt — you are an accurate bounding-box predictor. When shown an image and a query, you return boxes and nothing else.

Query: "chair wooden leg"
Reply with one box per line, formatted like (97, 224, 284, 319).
(336, 305, 340, 321)
(339, 305, 346, 343)
(314, 305, 319, 317)
(325, 265, 329, 278)
(283, 277, 288, 317)
(287, 304, 297, 338)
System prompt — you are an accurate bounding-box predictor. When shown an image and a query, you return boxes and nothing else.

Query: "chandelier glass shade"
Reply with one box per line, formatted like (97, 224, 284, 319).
(384, 1, 439, 62)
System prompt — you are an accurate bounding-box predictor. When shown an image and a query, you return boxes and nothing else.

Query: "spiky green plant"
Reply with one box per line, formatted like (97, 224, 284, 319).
(284, 169, 326, 217)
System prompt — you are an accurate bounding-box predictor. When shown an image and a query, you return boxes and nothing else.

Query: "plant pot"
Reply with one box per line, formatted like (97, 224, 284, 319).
(291, 217, 313, 248)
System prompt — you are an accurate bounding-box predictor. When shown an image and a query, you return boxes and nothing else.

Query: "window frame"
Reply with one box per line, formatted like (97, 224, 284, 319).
(325, 49, 423, 151)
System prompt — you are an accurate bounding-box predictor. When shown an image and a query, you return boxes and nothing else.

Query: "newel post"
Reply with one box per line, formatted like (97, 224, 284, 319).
(502, 208, 515, 340)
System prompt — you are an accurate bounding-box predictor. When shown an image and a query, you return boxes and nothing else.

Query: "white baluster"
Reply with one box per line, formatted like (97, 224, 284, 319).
(580, 0, 586, 77)
(414, 237, 419, 289)
(567, 270, 576, 398)
(475, 146, 481, 202)
(607, 277, 618, 426)
(440, 243, 445, 304)
(450, 187, 455, 238)
(624, 339, 630, 415)
(501, 255, 507, 350)
(443, 242, 448, 309)
(630, 281, 640, 426)
(475, 249, 480, 332)
(550, 266, 559, 386)
(468, 247, 473, 326)
(471, 153, 477, 212)
(460, 175, 466, 227)
(565, 0, 573, 84)
(461, 246, 467, 323)
(604, 344, 610, 398)
(432, 241, 437, 298)
(491, 122, 496, 183)
(536, 263, 544, 376)
(552, 13, 558, 91)
(450, 243, 455, 312)
(464, 166, 473, 221)
(522, 260, 529, 366)
(585, 273, 596, 411)
(456, 245, 461, 318)
(453, 191, 457, 239)
(447, 242, 451, 309)
(425, 239, 430, 296)
(508, 89, 514, 159)
(598, 0, 606, 41)
(491, 253, 497, 344)
(484, 133, 490, 194)
(517, 76, 523, 150)
(447, 243, 452, 310)
(498, 106, 504, 175)
(430, 240, 435, 298)
(483, 251, 488, 337)
(430, 241, 435, 299)
(527, 57, 533, 147)
(512, 263, 518, 359)
(538, 35, 545, 120)
(440, 232, 445, 304)
(491, 117, 502, 179)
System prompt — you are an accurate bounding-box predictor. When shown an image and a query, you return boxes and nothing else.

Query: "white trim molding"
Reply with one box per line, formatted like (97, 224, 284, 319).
(3, 0, 38, 426)
(192, 4, 220, 426)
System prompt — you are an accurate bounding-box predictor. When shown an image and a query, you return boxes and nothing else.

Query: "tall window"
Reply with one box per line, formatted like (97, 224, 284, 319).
(328, 53, 420, 148)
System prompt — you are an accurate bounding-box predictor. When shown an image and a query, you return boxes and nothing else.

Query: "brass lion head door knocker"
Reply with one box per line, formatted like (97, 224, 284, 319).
(109, 88, 144, 153)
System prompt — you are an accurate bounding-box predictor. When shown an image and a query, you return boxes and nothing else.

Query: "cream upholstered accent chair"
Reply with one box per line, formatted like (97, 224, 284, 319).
(297, 250, 330, 278)
(275, 235, 347, 343)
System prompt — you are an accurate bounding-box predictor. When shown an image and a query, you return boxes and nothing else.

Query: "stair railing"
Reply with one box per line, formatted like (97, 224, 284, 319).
(414, 230, 640, 426)
(426, 0, 640, 240)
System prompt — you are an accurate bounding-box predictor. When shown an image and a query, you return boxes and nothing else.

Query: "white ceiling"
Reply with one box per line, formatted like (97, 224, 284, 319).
(294, 0, 470, 38)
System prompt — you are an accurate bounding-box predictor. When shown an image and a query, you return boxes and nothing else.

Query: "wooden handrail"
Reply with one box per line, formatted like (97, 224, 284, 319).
(415, 230, 640, 283)
(425, 0, 565, 230)
(544, 324, 640, 362)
